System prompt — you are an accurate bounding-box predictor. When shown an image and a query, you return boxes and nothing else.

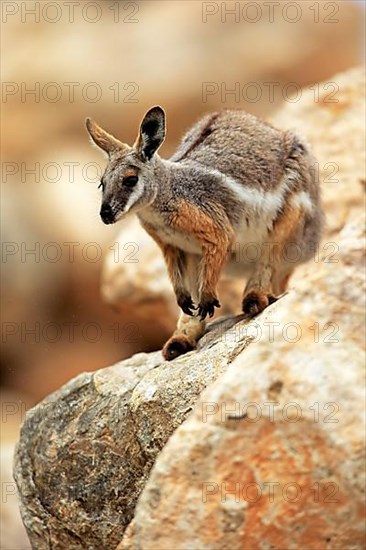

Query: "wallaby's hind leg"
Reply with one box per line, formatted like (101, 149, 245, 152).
(243, 203, 302, 316)
(242, 263, 277, 316)
(242, 260, 295, 316)
(162, 254, 205, 361)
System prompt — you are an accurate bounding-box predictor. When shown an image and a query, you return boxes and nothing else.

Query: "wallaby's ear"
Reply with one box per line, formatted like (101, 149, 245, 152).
(135, 106, 166, 160)
(85, 118, 126, 156)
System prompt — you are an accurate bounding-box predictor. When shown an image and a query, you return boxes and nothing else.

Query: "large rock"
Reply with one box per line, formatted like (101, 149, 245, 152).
(14, 306, 272, 549)
(120, 212, 365, 550)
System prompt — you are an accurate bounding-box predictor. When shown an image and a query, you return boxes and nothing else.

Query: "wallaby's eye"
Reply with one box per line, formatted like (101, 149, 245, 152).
(123, 175, 138, 188)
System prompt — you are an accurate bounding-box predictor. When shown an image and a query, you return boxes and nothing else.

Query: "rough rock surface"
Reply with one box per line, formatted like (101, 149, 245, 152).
(14, 306, 273, 549)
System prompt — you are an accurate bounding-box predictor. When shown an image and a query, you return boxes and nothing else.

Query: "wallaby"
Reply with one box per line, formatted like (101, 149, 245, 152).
(86, 106, 323, 360)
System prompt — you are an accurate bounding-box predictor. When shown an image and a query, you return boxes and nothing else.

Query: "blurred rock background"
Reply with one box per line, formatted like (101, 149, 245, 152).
(1, 1, 365, 547)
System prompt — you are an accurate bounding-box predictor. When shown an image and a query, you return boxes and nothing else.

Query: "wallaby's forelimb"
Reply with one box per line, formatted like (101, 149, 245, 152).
(172, 201, 234, 319)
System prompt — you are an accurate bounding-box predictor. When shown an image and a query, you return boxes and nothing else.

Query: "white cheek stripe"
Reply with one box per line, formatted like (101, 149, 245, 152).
(123, 181, 145, 213)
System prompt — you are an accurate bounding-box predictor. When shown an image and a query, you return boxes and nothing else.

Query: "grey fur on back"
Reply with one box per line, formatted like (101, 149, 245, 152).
(166, 109, 323, 264)
(171, 110, 298, 191)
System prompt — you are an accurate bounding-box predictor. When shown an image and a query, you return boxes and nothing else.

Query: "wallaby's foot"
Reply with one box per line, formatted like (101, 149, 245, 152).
(197, 295, 221, 320)
(242, 287, 277, 317)
(162, 335, 196, 361)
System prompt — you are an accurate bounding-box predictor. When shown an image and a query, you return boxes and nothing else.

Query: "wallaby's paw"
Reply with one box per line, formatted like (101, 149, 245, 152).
(198, 297, 221, 320)
(162, 336, 195, 361)
(177, 294, 196, 316)
(242, 288, 277, 317)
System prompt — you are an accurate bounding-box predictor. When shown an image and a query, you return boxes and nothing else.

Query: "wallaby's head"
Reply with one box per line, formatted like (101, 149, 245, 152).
(86, 106, 166, 224)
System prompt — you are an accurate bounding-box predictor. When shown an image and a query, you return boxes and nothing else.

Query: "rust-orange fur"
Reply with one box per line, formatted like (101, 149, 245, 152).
(141, 221, 186, 297)
(172, 201, 234, 299)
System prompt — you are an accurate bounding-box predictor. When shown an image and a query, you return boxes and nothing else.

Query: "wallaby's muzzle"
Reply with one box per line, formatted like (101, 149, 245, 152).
(100, 203, 115, 225)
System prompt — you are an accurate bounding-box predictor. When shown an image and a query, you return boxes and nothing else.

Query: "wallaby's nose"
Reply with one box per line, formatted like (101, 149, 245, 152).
(100, 203, 115, 224)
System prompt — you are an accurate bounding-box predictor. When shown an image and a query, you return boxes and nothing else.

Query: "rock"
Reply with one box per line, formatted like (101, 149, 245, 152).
(118, 67, 366, 547)
(14, 307, 273, 548)
(120, 212, 365, 550)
